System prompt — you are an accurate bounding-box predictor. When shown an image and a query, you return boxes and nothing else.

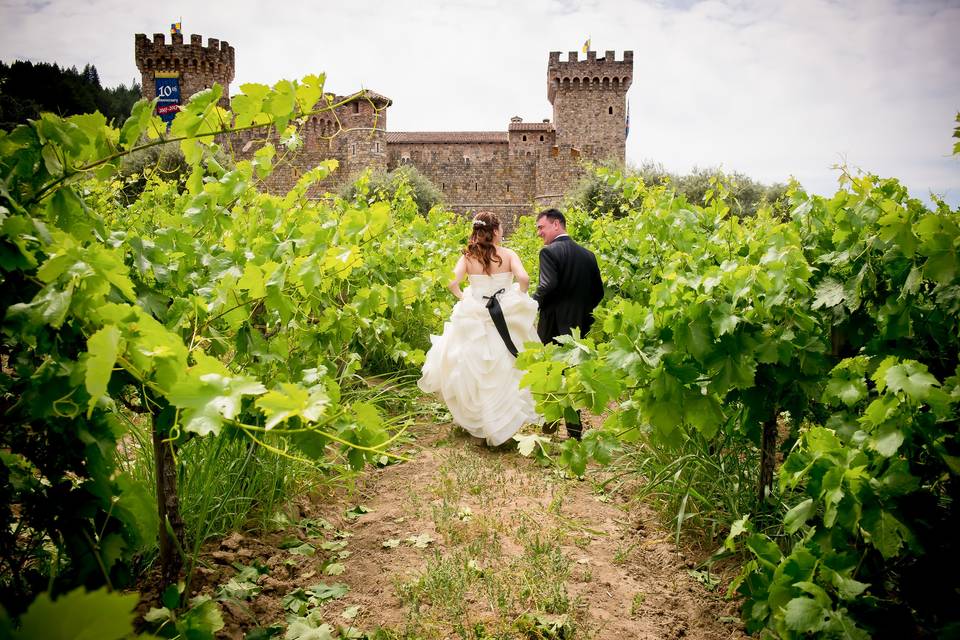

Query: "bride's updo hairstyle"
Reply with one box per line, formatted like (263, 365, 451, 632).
(464, 211, 503, 274)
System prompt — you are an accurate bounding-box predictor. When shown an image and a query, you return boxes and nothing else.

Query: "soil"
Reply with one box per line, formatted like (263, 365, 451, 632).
(167, 422, 749, 639)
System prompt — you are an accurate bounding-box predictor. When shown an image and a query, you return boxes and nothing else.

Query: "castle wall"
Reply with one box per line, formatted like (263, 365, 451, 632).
(534, 146, 588, 209)
(133, 33, 632, 226)
(386, 142, 537, 227)
(552, 87, 628, 162)
(219, 92, 389, 197)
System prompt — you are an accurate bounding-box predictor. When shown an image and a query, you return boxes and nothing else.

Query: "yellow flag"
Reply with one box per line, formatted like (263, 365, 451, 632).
(581, 37, 591, 54)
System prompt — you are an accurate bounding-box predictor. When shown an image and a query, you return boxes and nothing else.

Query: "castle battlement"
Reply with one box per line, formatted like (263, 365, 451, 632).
(548, 50, 633, 65)
(135, 33, 235, 109)
(135, 33, 235, 69)
(547, 50, 633, 104)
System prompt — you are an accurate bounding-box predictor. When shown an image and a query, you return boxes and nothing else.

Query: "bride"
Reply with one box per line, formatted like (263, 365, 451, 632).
(418, 211, 542, 446)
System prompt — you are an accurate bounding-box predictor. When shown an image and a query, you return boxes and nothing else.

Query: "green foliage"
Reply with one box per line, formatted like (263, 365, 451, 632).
(340, 164, 443, 215)
(567, 161, 788, 219)
(516, 161, 960, 636)
(0, 59, 141, 130)
(11, 587, 139, 640)
(145, 592, 225, 639)
(0, 74, 464, 624)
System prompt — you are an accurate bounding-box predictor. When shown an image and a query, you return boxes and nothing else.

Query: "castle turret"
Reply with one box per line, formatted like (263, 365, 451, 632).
(334, 90, 392, 176)
(134, 32, 235, 115)
(547, 50, 633, 162)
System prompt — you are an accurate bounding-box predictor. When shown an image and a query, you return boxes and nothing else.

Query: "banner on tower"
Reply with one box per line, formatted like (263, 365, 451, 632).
(154, 72, 181, 124)
(625, 100, 630, 139)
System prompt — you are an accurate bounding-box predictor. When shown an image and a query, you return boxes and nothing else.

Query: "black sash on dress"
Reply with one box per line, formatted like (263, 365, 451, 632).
(482, 288, 519, 358)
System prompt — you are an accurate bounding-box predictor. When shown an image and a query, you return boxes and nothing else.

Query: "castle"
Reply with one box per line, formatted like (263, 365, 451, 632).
(135, 33, 633, 221)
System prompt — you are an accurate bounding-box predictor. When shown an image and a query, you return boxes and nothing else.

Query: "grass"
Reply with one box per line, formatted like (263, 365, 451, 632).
(384, 427, 584, 639)
(114, 372, 425, 597)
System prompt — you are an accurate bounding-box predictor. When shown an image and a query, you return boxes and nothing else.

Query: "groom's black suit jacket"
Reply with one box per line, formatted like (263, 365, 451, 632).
(533, 235, 604, 345)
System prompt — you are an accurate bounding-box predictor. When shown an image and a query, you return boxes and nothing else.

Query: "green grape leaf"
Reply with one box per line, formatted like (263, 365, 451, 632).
(286, 612, 335, 640)
(869, 423, 905, 457)
(114, 472, 159, 550)
(784, 498, 815, 534)
(824, 377, 868, 407)
(344, 504, 371, 519)
(860, 507, 909, 559)
(723, 515, 751, 551)
(558, 439, 588, 476)
(405, 533, 435, 548)
(14, 587, 138, 640)
(514, 433, 550, 457)
(812, 278, 845, 309)
(783, 597, 829, 632)
(176, 595, 224, 640)
(307, 582, 349, 602)
(84, 325, 122, 414)
(168, 373, 267, 436)
(684, 393, 724, 439)
(255, 383, 330, 430)
(119, 99, 154, 150)
(922, 250, 957, 285)
(884, 361, 939, 402)
(745, 533, 782, 569)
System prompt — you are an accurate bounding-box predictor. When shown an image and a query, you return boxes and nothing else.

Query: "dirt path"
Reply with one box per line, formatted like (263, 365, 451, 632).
(195, 424, 747, 639)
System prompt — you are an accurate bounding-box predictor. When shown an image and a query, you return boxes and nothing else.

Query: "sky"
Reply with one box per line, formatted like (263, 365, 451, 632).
(2, 0, 959, 206)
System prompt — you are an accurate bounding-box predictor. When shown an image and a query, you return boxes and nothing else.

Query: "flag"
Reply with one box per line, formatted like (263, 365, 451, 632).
(170, 21, 182, 35)
(625, 100, 630, 139)
(581, 37, 591, 54)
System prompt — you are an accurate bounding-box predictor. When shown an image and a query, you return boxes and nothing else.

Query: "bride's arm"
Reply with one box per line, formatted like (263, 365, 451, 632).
(510, 250, 530, 293)
(448, 255, 466, 300)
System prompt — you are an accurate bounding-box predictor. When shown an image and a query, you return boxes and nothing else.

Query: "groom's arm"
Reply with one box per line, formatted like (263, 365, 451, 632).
(533, 247, 559, 304)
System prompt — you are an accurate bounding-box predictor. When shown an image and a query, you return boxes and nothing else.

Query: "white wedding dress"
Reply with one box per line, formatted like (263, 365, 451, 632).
(419, 272, 543, 446)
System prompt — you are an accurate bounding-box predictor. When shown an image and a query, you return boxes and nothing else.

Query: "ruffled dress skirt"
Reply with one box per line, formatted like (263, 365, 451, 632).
(419, 273, 543, 446)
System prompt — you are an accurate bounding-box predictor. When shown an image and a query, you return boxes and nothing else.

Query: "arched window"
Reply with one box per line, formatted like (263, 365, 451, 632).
(539, 135, 544, 141)
(522, 135, 527, 142)
(353, 101, 360, 114)
(609, 106, 613, 115)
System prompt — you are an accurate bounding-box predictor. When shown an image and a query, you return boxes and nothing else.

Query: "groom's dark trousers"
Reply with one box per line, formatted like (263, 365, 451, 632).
(533, 235, 604, 440)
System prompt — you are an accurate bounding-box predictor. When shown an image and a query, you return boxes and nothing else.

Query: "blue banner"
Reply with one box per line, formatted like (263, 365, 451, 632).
(154, 74, 181, 124)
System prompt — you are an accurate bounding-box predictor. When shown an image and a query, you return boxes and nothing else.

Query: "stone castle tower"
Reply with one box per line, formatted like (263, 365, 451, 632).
(134, 33, 235, 109)
(549, 50, 633, 161)
(132, 33, 633, 223)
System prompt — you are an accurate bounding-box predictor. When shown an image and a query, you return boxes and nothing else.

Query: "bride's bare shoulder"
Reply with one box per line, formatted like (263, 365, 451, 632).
(462, 255, 485, 274)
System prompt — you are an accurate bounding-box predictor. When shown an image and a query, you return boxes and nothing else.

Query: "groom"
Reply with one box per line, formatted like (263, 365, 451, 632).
(533, 208, 604, 440)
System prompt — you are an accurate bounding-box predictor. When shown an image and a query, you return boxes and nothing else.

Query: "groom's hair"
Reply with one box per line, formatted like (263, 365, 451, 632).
(536, 208, 566, 227)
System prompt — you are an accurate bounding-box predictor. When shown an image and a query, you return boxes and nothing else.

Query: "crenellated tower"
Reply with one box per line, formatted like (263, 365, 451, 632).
(547, 50, 633, 163)
(134, 33, 235, 111)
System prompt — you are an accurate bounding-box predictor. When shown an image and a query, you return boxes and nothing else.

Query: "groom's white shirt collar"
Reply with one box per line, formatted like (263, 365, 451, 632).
(555, 233, 570, 239)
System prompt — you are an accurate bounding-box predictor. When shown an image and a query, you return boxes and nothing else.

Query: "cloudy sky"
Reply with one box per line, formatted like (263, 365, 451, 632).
(2, 0, 958, 205)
